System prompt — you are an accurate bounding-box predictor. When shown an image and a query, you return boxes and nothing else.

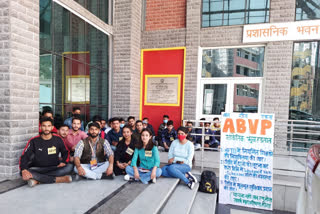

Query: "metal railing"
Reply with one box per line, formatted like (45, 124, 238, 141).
(182, 119, 221, 172)
(182, 119, 320, 172)
(276, 119, 320, 155)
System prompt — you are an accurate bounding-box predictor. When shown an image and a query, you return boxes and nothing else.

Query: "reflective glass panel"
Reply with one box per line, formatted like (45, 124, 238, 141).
(202, 0, 270, 27)
(74, 0, 109, 23)
(40, 0, 52, 52)
(290, 42, 320, 121)
(202, 47, 264, 78)
(40, 54, 52, 104)
(203, 84, 227, 115)
(39, 1, 109, 124)
(234, 84, 259, 113)
(296, 0, 320, 21)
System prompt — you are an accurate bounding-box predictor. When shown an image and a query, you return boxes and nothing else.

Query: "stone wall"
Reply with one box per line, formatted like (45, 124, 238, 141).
(0, 0, 39, 179)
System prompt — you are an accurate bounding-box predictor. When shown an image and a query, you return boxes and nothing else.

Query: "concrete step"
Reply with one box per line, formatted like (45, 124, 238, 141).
(0, 176, 127, 214)
(190, 191, 217, 214)
(121, 178, 179, 214)
(161, 182, 199, 214)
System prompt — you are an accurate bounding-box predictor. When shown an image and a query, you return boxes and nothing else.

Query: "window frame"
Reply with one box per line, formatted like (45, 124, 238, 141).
(197, 45, 265, 120)
(201, 0, 270, 28)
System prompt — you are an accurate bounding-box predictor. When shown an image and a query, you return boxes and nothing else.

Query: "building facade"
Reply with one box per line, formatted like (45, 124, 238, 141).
(0, 0, 319, 178)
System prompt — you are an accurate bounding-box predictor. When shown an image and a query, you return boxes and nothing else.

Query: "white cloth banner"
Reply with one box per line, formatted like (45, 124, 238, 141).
(243, 20, 320, 43)
(219, 113, 275, 210)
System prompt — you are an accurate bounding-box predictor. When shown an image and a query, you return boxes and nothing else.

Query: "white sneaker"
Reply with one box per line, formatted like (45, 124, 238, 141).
(152, 177, 156, 183)
(187, 172, 198, 183)
(124, 174, 131, 181)
(194, 144, 201, 151)
(158, 146, 165, 152)
(27, 179, 38, 187)
(187, 181, 195, 190)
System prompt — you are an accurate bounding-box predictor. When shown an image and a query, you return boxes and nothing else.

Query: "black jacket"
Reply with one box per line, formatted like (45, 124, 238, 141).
(19, 134, 70, 170)
(114, 138, 136, 164)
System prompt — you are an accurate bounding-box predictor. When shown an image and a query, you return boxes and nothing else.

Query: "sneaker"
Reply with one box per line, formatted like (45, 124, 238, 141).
(128, 177, 137, 184)
(186, 172, 198, 183)
(124, 174, 131, 181)
(187, 181, 195, 190)
(158, 146, 165, 152)
(152, 177, 156, 184)
(27, 179, 39, 187)
(194, 144, 201, 151)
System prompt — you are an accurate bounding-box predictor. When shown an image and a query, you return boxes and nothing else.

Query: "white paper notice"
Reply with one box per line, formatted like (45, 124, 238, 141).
(219, 113, 275, 210)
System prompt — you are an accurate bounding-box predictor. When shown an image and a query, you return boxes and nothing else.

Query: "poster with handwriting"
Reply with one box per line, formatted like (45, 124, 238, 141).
(219, 113, 274, 210)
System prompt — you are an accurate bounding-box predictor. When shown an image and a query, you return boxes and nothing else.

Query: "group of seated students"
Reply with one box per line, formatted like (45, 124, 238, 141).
(157, 115, 221, 151)
(19, 108, 201, 190)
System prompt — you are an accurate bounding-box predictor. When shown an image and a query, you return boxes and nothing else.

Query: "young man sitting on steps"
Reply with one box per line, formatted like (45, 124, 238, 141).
(74, 122, 114, 180)
(20, 117, 73, 187)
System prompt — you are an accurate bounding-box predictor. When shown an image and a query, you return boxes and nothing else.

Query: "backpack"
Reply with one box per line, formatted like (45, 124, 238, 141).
(199, 170, 217, 194)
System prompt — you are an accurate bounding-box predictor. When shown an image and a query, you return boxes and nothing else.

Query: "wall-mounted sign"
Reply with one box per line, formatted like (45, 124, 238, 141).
(243, 20, 320, 43)
(65, 76, 90, 104)
(144, 75, 181, 106)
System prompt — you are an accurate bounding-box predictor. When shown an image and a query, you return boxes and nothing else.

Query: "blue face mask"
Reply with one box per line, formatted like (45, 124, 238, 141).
(120, 124, 125, 128)
(163, 119, 168, 124)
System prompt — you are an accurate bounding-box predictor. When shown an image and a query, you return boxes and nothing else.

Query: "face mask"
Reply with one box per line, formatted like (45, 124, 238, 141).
(120, 124, 125, 128)
(178, 135, 186, 141)
(73, 113, 80, 117)
(163, 119, 168, 124)
(143, 120, 148, 124)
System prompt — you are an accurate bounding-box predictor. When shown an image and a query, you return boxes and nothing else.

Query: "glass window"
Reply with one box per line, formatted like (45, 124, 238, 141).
(40, 0, 52, 52)
(53, 4, 71, 54)
(74, 0, 109, 24)
(40, 0, 109, 124)
(40, 53, 53, 104)
(234, 84, 259, 113)
(71, 14, 87, 53)
(201, 47, 264, 78)
(296, 0, 320, 21)
(203, 84, 227, 115)
(289, 42, 320, 121)
(202, 0, 270, 27)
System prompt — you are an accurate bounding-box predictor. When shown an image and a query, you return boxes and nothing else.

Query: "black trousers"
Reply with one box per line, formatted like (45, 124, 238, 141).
(27, 163, 73, 184)
(159, 141, 173, 152)
(113, 164, 126, 176)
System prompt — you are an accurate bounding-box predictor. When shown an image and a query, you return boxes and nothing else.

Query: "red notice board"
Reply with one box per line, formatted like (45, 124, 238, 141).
(140, 47, 186, 135)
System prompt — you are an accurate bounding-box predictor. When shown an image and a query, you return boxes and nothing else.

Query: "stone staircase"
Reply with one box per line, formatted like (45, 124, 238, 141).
(1, 151, 303, 213)
(120, 177, 217, 214)
(0, 175, 218, 214)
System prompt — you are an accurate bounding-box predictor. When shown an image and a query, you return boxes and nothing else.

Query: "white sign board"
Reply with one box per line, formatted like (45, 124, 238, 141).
(219, 113, 275, 210)
(66, 76, 90, 103)
(145, 75, 181, 106)
(243, 20, 320, 43)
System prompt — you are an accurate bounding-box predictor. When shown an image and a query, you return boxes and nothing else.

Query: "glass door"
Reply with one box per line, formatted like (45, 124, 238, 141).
(198, 79, 262, 119)
(202, 83, 228, 115)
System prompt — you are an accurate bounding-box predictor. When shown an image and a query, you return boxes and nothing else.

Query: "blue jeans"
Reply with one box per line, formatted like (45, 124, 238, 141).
(161, 163, 191, 184)
(125, 166, 162, 184)
(74, 162, 109, 180)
